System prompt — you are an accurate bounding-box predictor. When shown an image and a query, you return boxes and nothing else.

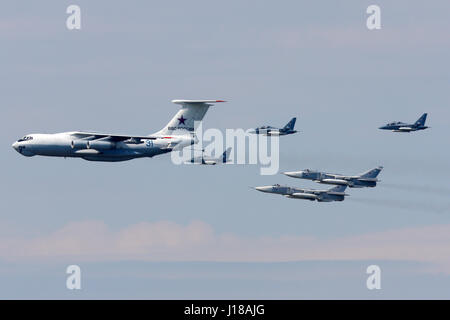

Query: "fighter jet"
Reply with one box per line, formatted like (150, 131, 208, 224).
(283, 166, 383, 188)
(254, 184, 348, 202)
(185, 147, 232, 165)
(249, 117, 297, 136)
(378, 113, 429, 132)
(12, 99, 226, 162)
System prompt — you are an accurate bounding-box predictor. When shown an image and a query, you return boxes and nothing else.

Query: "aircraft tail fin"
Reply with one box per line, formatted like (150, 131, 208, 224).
(282, 117, 296, 131)
(328, 185, 347, 193)
(222, 147, 232, 163)
(414, 113, 427, 127)
(359, 166, 383, 179)
(153, 100, 226, 136)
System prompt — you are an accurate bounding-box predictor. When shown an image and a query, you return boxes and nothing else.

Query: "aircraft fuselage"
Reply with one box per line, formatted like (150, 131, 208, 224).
(254, 185, 347, 202)
(283, 170, 380, 188)
(12, 132, 193, 162)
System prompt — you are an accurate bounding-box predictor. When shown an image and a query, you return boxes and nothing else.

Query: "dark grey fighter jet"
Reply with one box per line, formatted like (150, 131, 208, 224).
(254, 184, 348, 202)
(249, 117, 297, 136)
(379, 113, 428, 132)
(283, 166, 383, 188)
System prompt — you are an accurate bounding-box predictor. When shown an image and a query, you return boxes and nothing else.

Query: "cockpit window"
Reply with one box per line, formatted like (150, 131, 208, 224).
(18, 136, 33, 142)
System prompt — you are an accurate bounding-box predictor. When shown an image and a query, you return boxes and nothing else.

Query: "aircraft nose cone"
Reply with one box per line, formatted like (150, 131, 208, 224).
(12, 141, 19, 151)
(254, 186, 271, 193)
(283, 171, 298, 178)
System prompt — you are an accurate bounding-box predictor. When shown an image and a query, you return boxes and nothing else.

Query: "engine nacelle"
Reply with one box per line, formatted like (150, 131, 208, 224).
(86, 140, 115, 150)
(71, 140, 88, 149)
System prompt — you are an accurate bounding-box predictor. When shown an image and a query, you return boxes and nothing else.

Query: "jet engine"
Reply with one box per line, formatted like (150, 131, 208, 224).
(86, 140, 115, 150)
(71, 140, 88, 149)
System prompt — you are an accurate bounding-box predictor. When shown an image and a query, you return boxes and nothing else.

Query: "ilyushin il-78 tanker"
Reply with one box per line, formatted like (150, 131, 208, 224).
(12, 100, 226, 162)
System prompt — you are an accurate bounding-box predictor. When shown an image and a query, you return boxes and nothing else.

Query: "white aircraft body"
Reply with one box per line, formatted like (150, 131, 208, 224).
(12, 100, 225, 162)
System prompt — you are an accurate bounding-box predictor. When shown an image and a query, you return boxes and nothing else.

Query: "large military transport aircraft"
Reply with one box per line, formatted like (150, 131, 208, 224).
(12, 99, 226, 162)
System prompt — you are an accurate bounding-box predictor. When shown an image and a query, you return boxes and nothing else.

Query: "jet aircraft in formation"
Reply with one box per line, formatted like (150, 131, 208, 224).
(254, 166, 383, 202)
(12, 98, 429, 205)
(379, 113, 428, 132)
(249, 117, 297, 136)
(12, 100, 226, 162)
(254, 184, 348, 202)
(186, 147, 232, 165)
(283, 166, 383, 188)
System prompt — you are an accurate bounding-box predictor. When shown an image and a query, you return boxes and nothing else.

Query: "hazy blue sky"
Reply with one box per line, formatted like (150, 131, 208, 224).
(1, 0, 450, 299)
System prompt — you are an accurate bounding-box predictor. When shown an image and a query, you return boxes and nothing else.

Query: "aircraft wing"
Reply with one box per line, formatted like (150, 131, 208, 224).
(70, 131, 157, 142)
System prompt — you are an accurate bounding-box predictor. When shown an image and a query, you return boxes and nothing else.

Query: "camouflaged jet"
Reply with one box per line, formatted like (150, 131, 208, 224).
(254, 184, 348, 202)
(283, 166, 383, 188)
(185, 147, 232, 165)
(12, 99, 226, 162)
(249, 117, 297, 136)
(379, 113, 429, 132)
